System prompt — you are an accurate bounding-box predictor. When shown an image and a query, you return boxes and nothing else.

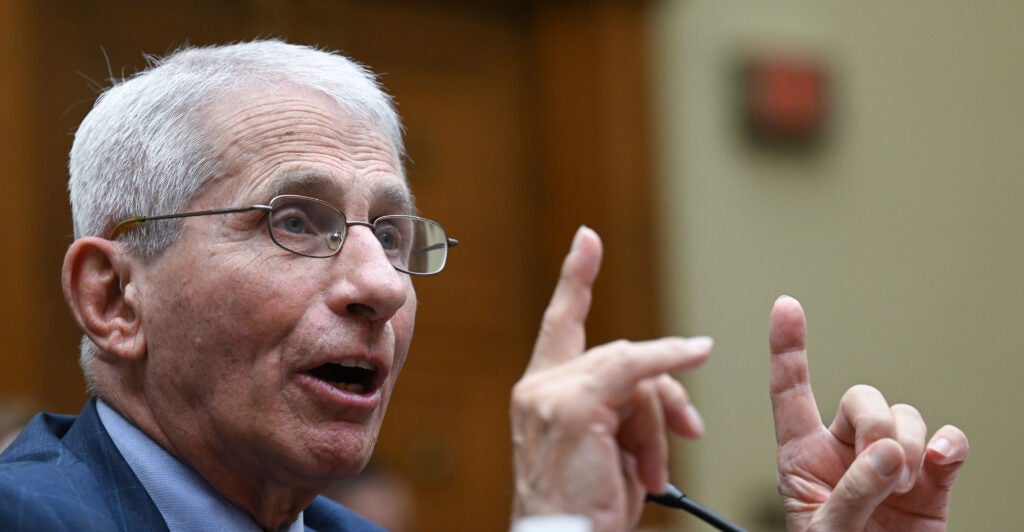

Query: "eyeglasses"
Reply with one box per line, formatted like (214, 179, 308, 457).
(110, 194, 458, 275)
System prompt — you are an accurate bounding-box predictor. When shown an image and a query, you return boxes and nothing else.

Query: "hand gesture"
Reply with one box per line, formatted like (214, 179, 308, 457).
(510, 227, 712, 531)
(770, 296, 969, 531)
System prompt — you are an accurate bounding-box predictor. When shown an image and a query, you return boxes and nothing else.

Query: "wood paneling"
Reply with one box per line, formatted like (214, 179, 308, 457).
(533, 1, 661, 346)
(0, 0, 41, 402)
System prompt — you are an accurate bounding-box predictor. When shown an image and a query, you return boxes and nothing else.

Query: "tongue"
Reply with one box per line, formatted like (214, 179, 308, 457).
(328, 381, 366, 394)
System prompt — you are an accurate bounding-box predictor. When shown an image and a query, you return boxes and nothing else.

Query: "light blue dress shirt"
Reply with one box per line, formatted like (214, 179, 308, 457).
(96, 399, 304, 532)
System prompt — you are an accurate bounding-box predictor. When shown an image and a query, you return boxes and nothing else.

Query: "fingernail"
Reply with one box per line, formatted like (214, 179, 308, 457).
(571, 225, 589, 251)
(898, 466, 913, 492)
(686, 404, 705, 436)
(774, 294, 796, 306)
(868, 445, 900, 476)
(689, 336, 714, 351)
(930, 437, 951, 457)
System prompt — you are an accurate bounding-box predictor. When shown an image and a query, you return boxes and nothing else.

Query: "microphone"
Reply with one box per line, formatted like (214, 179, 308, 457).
(645, 483, 746, 532)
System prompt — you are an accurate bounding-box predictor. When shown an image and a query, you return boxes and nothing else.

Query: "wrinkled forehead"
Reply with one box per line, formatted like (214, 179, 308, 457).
(199, 84, 412, 211)
(267, 170, 416, 215)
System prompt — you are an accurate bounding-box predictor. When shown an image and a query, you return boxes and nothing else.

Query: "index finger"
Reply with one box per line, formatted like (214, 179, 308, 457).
(526, 226, 604, 373)
(769, 295, 824, 444)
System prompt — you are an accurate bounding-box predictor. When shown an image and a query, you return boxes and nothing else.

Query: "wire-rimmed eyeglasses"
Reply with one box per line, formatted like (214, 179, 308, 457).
(109, 194, 458, 276)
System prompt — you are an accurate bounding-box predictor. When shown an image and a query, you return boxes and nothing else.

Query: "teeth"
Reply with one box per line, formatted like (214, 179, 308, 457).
(337, 359, 374, 370)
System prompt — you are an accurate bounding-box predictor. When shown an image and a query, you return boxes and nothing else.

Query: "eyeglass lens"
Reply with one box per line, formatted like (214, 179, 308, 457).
(266, 195, 449, 274)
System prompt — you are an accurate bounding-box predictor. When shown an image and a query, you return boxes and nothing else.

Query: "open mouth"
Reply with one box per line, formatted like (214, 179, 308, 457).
(306, 360, 378, 395)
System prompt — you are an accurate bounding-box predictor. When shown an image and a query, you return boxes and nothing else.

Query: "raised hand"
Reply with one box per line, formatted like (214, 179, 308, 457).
(510, 227, 712, 531)
(769, 295, 969, 531)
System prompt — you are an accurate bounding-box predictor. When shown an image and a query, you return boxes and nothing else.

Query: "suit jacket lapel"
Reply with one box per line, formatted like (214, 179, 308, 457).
(63, 397, 169, 532)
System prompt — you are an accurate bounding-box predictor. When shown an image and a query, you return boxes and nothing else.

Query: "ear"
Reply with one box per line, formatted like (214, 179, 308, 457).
(62, 237, 146, 361)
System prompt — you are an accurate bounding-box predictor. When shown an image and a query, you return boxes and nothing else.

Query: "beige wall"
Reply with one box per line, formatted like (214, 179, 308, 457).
(652, 1, 1022, 529)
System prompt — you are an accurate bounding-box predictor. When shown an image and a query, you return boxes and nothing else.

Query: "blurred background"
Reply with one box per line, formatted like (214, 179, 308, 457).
(1, 0, 1018, 530)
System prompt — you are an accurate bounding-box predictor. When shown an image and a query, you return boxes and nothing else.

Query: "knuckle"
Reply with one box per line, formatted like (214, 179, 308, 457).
(510, 374, 592, 427)
(606, 338, 632, 351)
(510, 376, 546, 407)
(845, 383, 882, 399)
(891, 403, 922, 419)
(540, 304, 567, 329)
(657, 374, 689, 403)
(510, 379, 529, 401)
(587, 339, 632, 365)
(858, 413, 894, 435)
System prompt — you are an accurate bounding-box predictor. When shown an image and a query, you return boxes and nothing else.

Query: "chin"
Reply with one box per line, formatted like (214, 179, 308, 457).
(302, 425, 379, 478)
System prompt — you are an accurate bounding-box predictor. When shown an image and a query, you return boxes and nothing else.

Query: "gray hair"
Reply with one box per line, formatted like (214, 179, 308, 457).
(70, 40, 404, 389)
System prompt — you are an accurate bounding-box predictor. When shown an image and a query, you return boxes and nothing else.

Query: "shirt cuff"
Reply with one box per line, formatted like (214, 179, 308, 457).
(511, 515, 592, 532)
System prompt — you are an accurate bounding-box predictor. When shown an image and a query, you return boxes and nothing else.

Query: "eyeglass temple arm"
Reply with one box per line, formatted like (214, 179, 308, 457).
(411, 238, 459, 256)
(109, 205, 270, 239)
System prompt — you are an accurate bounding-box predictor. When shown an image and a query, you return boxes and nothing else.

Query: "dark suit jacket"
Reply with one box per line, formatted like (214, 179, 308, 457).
(0, 397, 383, 531)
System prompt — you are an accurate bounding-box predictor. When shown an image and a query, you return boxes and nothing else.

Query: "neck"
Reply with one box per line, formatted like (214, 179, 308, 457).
(99, 388, 323, 530)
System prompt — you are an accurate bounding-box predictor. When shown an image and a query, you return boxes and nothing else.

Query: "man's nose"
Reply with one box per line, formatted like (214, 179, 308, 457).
(325, 225, 409, 321)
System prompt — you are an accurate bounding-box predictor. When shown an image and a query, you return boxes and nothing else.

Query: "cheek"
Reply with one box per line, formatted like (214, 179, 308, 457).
(147, 259, 313, 371)
(390, 294, 418, 378)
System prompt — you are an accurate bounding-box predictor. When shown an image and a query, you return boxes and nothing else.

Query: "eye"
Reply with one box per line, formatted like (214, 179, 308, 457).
(374, 224, 402, 251)
(272, 205, 318, 235)
(265, 196, 346, 258)
(271, 198, 342, 233)
(280, 214, 308, 234)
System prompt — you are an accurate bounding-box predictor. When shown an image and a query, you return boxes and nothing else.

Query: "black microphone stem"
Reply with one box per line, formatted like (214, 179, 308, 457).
(645, 483, 747, 532)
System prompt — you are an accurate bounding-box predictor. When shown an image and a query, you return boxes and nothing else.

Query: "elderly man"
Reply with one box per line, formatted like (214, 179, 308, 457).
(0, 40, 966, 531)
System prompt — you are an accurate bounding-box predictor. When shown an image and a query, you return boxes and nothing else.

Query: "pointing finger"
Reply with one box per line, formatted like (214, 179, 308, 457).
(769, 295, 824, 445)
(527, 226, 603, 373)
(586, 337, 712, 405)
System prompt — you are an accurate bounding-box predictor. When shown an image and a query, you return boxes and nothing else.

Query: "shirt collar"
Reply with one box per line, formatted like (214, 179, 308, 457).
(96, 398, 305, 532)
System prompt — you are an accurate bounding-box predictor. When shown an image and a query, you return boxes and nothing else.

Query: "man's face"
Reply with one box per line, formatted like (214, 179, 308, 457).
(133, 87, 417, 492)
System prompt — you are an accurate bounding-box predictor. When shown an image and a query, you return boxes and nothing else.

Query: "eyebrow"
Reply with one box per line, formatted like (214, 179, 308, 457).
(270, 172, 338, 198)
(381, 183, 418, 215)
(268, 172, 417, 215)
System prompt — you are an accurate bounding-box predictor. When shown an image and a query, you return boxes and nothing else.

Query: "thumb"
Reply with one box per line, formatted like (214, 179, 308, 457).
(813, 439, 904, 530)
